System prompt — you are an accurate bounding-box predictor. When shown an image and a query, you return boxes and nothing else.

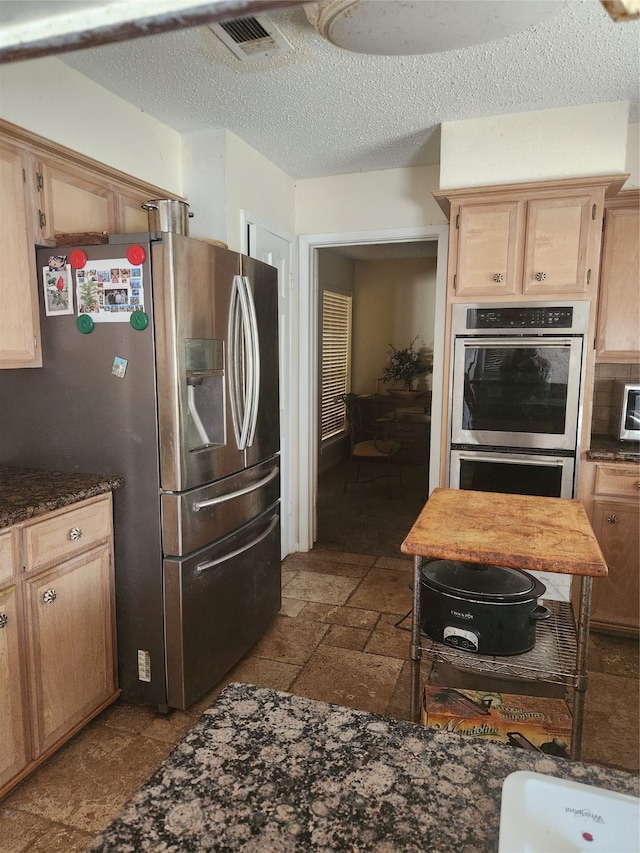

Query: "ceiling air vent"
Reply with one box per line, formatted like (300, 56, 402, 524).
(208, 15, 293, 61)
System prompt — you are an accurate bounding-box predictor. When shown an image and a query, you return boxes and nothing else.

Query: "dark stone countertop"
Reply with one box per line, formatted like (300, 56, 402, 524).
(90, 683, 638, 853)
(0, 465, 124, 529)
(588, 435, 640, 462)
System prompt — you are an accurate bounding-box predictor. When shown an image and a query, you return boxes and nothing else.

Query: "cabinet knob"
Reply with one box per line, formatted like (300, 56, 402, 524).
(606, 514, 618, 524)
(0, 613, 7, 629)
(43, 588, 57, 604)
(493, 273, 504, 282)
(535, 271, 547, 282)
(69, 526, 83, 541)
(636, 482, 640, 490)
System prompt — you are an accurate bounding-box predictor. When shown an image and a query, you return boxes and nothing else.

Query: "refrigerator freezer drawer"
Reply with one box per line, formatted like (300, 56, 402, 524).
(161, 457, 280, 557)
(163, 503, 281, 709)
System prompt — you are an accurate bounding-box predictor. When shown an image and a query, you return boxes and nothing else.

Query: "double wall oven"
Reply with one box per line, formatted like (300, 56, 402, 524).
(448, 301, 590, 500)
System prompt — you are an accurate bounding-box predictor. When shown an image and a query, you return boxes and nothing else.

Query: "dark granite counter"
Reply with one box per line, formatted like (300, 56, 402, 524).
(90, 683, 638, 853)
(588, 434, 640, 462)
(0, 465, 124, 528)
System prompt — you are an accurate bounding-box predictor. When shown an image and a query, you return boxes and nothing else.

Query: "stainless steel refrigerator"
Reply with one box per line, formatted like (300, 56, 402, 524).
(0, 232, 281, 710)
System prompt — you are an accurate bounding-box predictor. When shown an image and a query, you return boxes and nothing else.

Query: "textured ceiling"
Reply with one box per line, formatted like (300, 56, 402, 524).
(38, 1, 640, 179)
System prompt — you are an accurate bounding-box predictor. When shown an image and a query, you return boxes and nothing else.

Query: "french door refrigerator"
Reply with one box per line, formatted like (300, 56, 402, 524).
(0, 232, 281, 710)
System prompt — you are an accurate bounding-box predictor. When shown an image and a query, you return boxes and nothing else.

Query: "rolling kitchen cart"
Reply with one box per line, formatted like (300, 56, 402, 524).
(401, 488, 608, 760)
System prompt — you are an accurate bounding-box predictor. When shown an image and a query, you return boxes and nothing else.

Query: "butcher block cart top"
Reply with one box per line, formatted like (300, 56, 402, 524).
(401, 488, 608, 760)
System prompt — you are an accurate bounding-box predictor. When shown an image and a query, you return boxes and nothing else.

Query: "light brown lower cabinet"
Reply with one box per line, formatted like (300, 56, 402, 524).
(588, 463, 640, 637)
(0, 582, 30, 789)
(0, 494, 119, 796)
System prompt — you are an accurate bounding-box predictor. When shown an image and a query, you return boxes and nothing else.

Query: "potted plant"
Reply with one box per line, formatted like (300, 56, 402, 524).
(381, 337, 430, 392)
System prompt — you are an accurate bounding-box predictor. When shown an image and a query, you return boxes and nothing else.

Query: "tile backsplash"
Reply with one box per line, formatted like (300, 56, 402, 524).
(591, 363, 640, 435)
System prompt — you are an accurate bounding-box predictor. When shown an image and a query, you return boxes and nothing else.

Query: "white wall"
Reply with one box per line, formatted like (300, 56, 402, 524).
(224, 131, 295, 253)
(625, 123, 639, 189)
(318, 249, 355, 299)
(181, 129, 227, 241)
(295, 165, 446, 235)
(0, 57, 182, 193)
(440, 102, 630, 189)
(352, 257, 436, 396)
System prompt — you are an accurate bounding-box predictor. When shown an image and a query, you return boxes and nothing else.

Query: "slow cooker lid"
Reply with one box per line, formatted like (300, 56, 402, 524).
(421, 559, 537, 601)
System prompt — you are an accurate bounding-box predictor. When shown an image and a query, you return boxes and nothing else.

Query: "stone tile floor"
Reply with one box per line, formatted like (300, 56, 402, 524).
(2, 548, 638, 852)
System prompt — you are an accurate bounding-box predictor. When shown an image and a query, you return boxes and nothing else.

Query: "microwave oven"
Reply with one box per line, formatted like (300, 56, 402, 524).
(609, 381, 640, 442)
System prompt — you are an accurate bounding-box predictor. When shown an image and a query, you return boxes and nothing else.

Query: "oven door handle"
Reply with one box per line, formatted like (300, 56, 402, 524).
(195, 513, 279, 573)
(192, 465, 279, 511)
(456, 451, 565, 466)
(461, 338, 575, 349)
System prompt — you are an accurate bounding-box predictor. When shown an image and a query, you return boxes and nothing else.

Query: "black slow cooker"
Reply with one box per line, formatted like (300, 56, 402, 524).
(420, 559, 550, 656)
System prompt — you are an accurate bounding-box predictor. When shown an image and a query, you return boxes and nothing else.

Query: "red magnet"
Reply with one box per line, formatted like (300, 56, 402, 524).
(127, 244, 146, 265)
(70, 248, 87, 269)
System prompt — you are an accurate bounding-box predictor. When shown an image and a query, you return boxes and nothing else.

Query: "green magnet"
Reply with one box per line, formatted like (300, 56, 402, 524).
(130, 311, 149, 331)
(76, 314, 95, 334)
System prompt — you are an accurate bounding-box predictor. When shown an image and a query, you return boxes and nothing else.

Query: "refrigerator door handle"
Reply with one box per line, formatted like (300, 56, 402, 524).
(194, 513, 279, 573)
(228, 275, 260, 451)
(192, 465, 279, 511)
(242, 275, 261, 448)
(228, 275, 251, 450)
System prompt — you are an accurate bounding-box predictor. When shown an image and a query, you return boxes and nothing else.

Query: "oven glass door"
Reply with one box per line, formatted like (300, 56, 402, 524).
(449, 449, 575, 498)
(451, 336, 584, 450)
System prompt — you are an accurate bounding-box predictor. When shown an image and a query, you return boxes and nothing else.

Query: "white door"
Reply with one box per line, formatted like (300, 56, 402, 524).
(245, 216, 297, 558)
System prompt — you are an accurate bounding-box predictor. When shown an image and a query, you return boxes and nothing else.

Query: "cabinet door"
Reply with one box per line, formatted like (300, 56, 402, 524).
(590, 499, 639, 635)
(523, 195, 594, 295)
(0, 141, 42, 368)
(0, 526, 18, 586)
(454, 201, 523, 297)
(41, 160, 113, 238)
(0, 585, 30, 788)
(25, 545, 116, 757)
(596, 202, 640, 362)
(117, 190, 153, 233)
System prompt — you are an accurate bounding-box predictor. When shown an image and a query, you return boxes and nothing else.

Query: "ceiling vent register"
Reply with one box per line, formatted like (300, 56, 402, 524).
(208, 15, 293, 61)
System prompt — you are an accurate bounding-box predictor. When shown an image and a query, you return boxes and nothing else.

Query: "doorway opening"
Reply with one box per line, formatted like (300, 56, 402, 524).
(298, 225, 449, 554)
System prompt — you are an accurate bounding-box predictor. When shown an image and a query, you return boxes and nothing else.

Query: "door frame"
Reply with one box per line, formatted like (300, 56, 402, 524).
(298, 224, 449, 552)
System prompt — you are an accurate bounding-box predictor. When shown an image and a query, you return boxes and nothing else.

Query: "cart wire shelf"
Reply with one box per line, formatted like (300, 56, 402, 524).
(417, 599, 578, 685)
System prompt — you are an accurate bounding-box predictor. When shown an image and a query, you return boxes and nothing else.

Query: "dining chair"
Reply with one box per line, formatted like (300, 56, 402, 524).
(340, 393, 402, 497)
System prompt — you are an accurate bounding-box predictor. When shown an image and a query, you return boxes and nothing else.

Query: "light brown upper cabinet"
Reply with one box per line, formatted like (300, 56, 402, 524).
(434, 175, 627, 302)
(595, 190, 640, 363)
(0, 118, 182, 370)
(117, 190, 155, 233)
(0, 140, 42, 368)
(37, 159, 115, 240)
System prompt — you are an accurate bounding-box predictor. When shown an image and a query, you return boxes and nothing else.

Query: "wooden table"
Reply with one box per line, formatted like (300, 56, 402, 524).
(376, 411, 431, 469)
(358, 395, 430, 463)
(401, 488, 608, 759)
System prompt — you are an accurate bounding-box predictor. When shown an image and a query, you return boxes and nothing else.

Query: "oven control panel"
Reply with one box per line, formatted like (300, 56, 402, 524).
(467, 306, 574, 329)
(443, 625, 479, 652)
(451, 301, 591, 337)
